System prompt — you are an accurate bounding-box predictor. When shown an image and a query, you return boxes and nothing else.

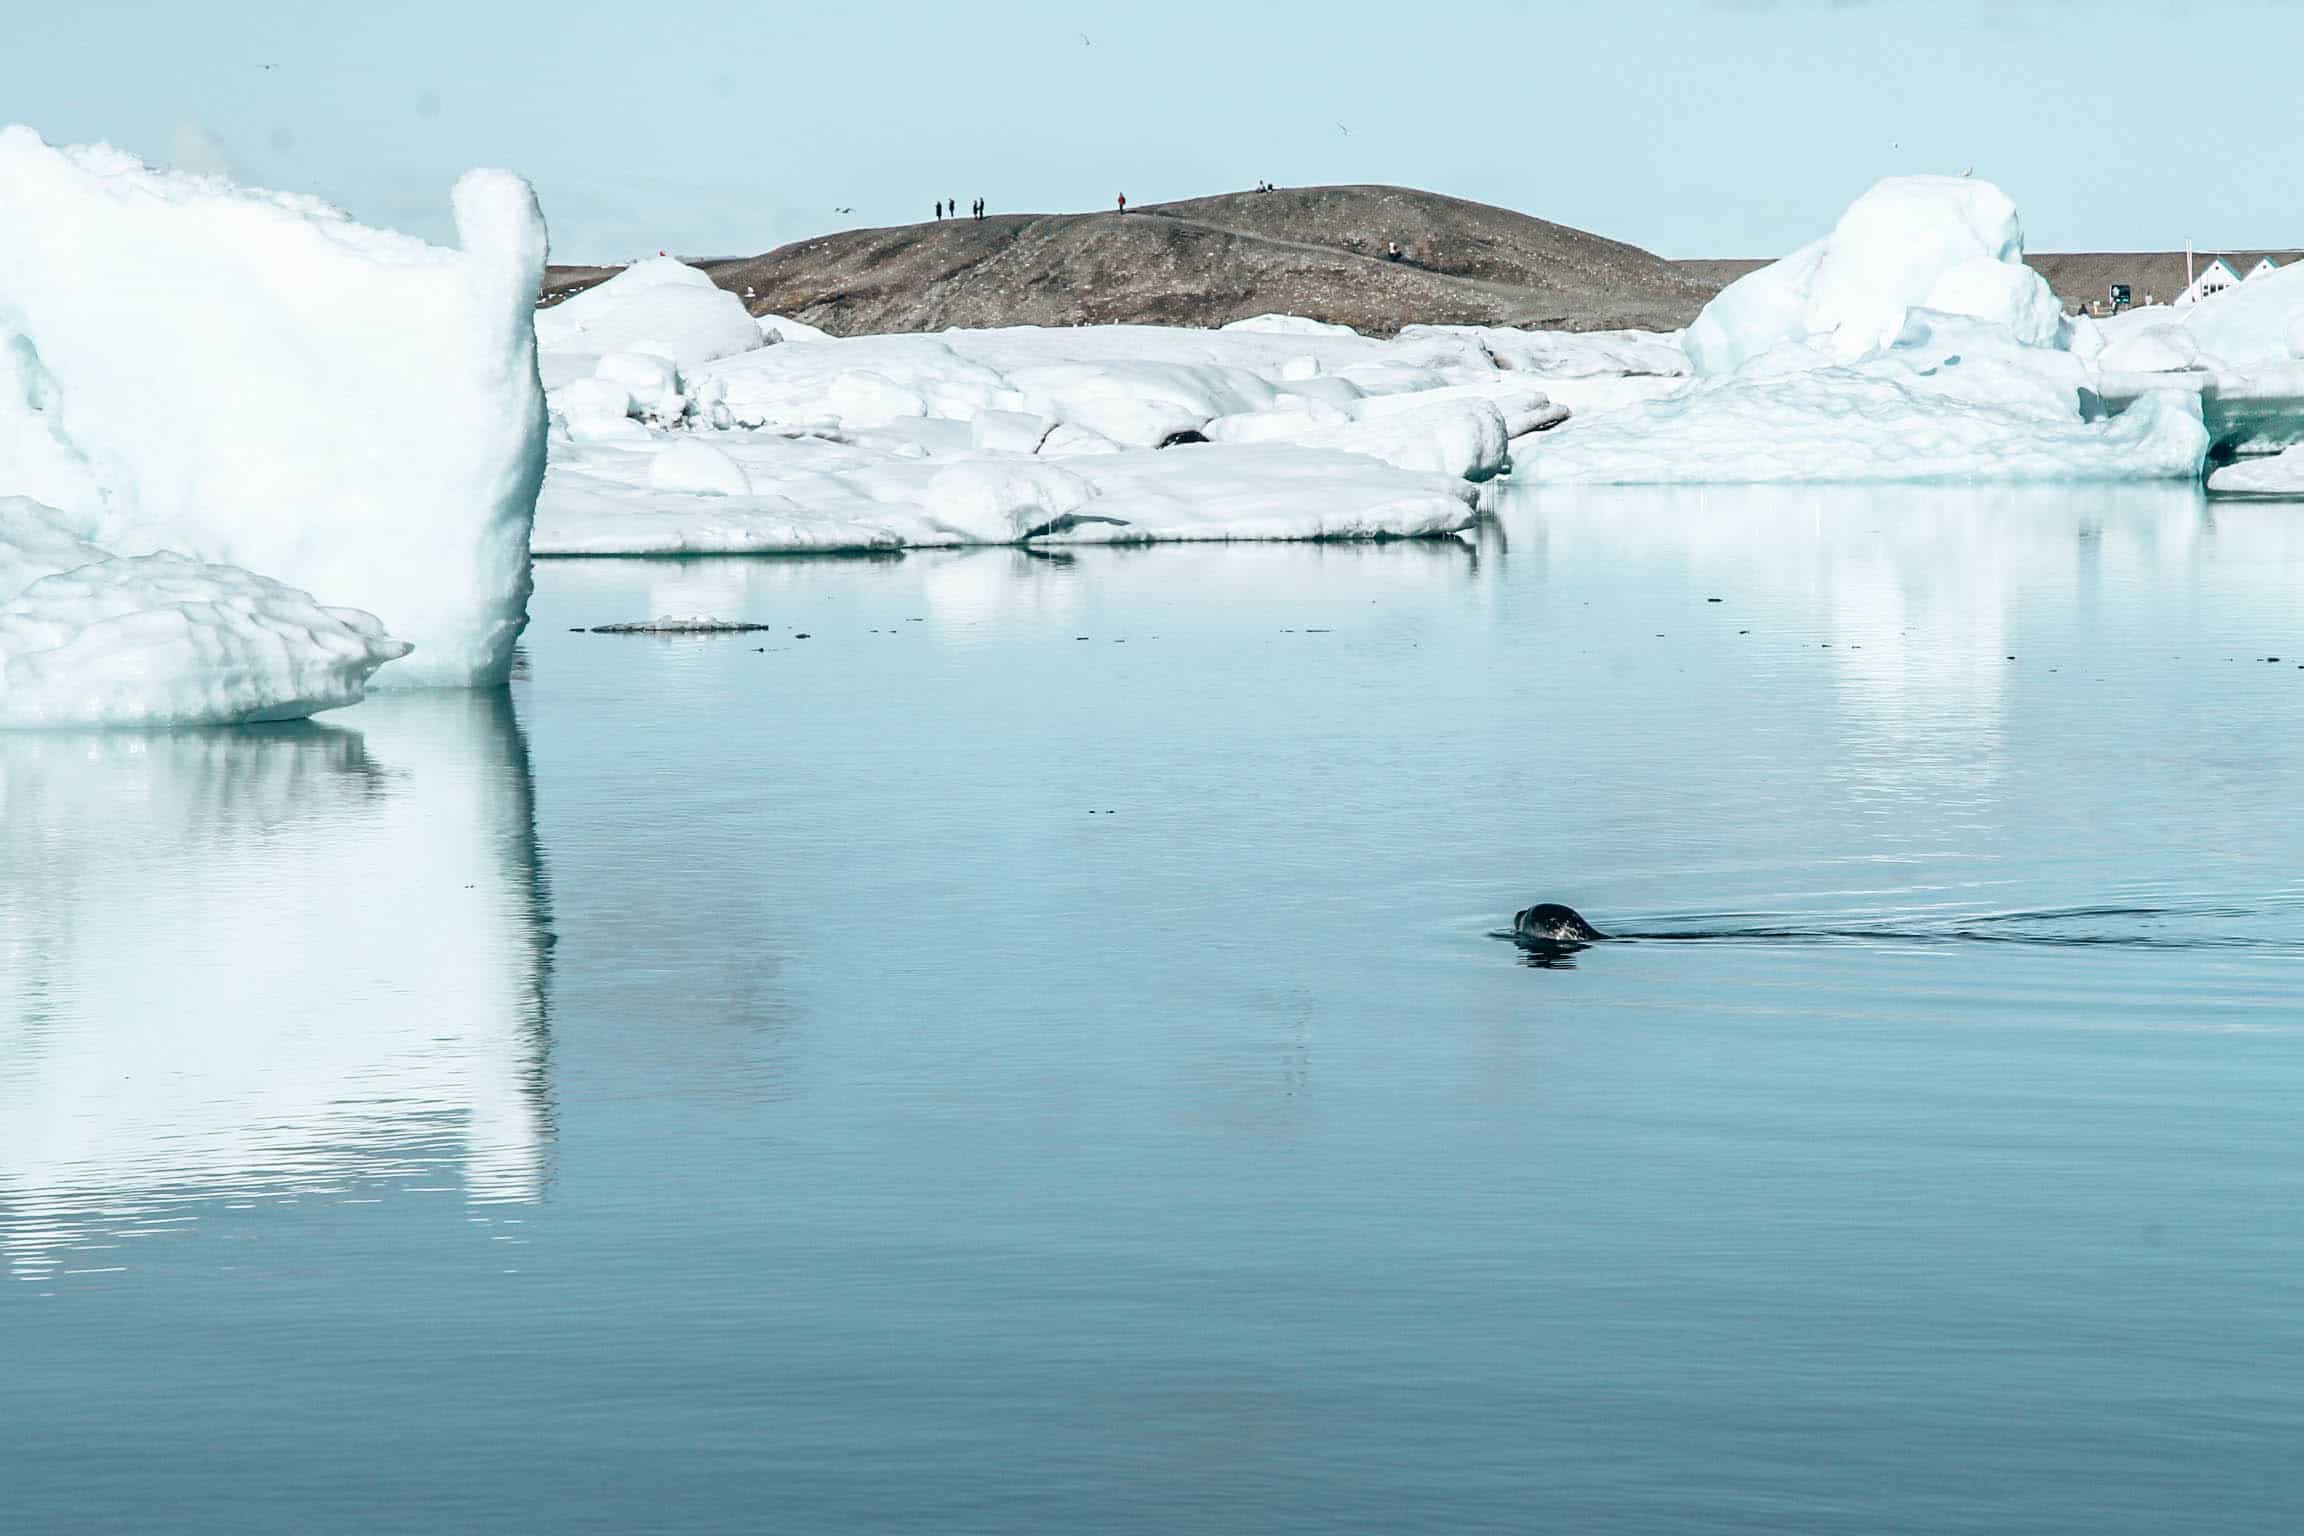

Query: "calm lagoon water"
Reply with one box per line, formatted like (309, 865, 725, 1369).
(5, 484, 2303, 1533)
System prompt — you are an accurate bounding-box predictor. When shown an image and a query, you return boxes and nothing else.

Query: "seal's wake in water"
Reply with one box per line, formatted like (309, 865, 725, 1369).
(1498, 895, 2304, 966)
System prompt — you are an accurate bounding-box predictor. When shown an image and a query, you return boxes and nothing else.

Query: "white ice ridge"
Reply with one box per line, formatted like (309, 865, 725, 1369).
(0, 496, 407, 728)
(1522, 175, 2208, 485)
(0, 126, 547, 687)
(533, 302, 1669, 554)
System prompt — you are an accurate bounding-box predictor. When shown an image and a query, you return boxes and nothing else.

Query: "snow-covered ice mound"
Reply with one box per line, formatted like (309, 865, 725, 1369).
(1524, 176, 2206, 485)
(535, 257, 763, 385)
(0, 126, 546, 686)
(1686, 176, 2065, 374)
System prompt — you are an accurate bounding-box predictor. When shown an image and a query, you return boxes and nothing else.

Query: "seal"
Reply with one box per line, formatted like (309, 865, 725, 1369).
(1511, 903, 1608, 945)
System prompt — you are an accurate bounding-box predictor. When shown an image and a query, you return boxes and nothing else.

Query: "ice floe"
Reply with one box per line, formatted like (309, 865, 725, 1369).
(0, 126, 546, 690)
(531, 304, 1587, 553)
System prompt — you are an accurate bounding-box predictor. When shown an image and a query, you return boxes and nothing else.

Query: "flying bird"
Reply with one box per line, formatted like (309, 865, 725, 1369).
(1337, 122, 1350, 135)
(835, 206, 853, 213)
(1961, 165, 1973, 177)
(1079, 31, 1091, 45)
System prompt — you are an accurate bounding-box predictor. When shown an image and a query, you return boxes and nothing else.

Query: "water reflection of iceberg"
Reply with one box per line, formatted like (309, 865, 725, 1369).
(0, 691, 552, 1283)
(1502, 482, 2208, 809)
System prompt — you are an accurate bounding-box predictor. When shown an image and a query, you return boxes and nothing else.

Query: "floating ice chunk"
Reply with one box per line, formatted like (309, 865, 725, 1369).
(1687, 176, 2062, 374)
(647, 439, 751, 496)
(2207, 443, 2304, 493)
(535, 257, 758, 373)
(589, 615, 772, 633)
(0, 549, 409, 728)
(0, 127, 545, 686)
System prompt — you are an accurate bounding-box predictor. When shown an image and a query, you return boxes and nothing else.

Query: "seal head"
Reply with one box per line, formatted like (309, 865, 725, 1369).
(1512, 903, 1608, 945)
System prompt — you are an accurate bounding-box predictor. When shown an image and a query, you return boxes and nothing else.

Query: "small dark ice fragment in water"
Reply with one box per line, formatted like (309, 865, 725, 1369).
(590, 618, 774, 634)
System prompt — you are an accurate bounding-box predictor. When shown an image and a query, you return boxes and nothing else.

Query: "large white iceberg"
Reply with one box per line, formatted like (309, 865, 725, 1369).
(0, 126, 547, 687)
(1525, 176, 2207, 484)
(1686, 177, 2066, 373)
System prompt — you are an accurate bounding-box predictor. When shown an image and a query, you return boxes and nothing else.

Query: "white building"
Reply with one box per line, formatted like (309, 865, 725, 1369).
(2174, 255, 2242, 307)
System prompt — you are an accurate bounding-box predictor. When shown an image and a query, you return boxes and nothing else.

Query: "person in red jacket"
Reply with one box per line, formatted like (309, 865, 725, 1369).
(1116, 193, 1126, 213)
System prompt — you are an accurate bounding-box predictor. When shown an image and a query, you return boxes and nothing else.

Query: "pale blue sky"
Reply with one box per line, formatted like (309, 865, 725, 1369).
(10, 1, 2297, 264)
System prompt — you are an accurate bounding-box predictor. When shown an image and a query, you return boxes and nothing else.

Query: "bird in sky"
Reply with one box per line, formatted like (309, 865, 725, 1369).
(1079, 31, 1091, 45)
(1337, 122, 1350, 135)
(835, 206, 853, 213)
(1961, 165, 1973, 177)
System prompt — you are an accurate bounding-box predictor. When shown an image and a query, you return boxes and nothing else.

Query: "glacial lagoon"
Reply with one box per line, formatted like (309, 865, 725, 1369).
(5, 483, 2302, 1534)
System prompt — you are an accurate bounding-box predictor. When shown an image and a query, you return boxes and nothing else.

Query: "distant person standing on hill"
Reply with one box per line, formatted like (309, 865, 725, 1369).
(1117, 193, 1127, 213)
(934, 200, 943, 220)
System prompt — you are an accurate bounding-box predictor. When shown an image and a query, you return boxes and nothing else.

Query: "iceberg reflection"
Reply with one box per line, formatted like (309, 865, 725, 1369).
(0, 692, 551, 1283)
